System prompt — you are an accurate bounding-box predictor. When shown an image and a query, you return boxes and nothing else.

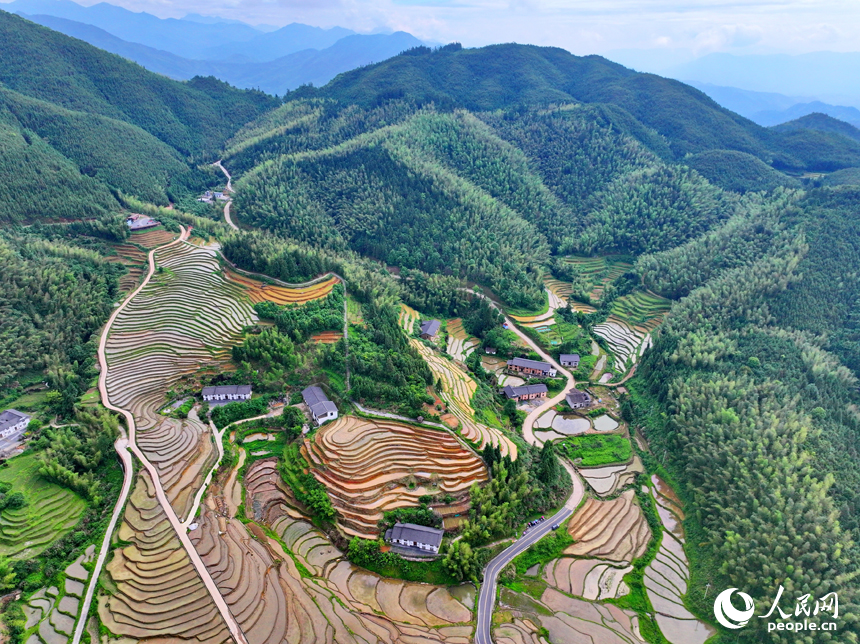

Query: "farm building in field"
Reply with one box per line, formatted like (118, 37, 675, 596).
(419, 319, 441, 340)
(0, 410, 30, 438)
(566, 389, 592, 410)
(385, 523, 444, 553)
(559, 354, 580, 368)
(201, 385, 252, 402)
(502, 384, 548, 401)
(302, 385, 338, 426)
(507, 357, 557, 377)
(125, 213, 160, 230)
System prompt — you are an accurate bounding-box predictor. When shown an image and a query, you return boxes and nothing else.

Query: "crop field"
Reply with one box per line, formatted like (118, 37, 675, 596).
(542, 558, 632, 600)
(310, 331, 343, 344)
(411, 340, 518, 458)
(302, 416, 488, 538)
(104, 242, 257, 515)
(188, 455, 475, 643)
(398, 304, 419, 333)
(610, 290, 670, 333)
(106, 243, 148, 292)
(99, 471, 232, 642)
(562, 255, 633, 302)
(224, 267, 339, 305)
(445, 318, 478, 361)
(0, 453, 86, 559)
(130, 226, 178, 248)
(564, 490, 651, 563)
(592, 317, 651, 372)
(578, 455, 644, 496)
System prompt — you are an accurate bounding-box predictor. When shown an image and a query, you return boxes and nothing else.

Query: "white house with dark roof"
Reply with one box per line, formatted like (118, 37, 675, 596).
(302, 386, 338, 426)
(385, 522, 444, 553)
(201, 385, 252, 402)
(506, 357, 556, 377)
(0, 410, 30, 438)
(419, 320, 441, 340)
(559, 354, 580, 368)
(566, 389, 592, 410)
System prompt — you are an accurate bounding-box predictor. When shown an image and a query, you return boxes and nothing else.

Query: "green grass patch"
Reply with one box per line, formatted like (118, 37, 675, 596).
(0, 453, 87, 559)
(500, 576, 547, 600)
(512, 528, 573, 575)
(557, 434, 632, 467)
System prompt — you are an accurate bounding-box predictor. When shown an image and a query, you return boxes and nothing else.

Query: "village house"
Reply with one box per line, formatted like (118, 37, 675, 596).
(125, 213, 160, 230)
(484, 346, 497, 355)
(566, 389, 592, 410)
(506, 357, 557, 377)
(197, 190, 213, 203)
(385, 522, 444, 554)
(559, 354, 581, 368)
(0, 410, 30, 438)
(214, 192, 229, 201)
(201, 385, 252, 402)
(419, 320, 441, 340)
(302, 385, 338, 426)
(502, 383, 548, 402)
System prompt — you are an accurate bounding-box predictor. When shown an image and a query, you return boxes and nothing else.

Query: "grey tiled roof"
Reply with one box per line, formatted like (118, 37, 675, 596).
(387, 523, 444, 548)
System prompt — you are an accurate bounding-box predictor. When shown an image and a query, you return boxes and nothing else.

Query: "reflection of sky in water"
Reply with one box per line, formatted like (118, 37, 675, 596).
(593, 415, 619, 431)
(551, 416, 590, 435)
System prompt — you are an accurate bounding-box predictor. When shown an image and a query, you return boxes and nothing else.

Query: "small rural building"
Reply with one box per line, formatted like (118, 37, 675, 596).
(506, 357, 557, 377)
(0, 410, 30, 438)
(125, 214, 160, 230)
(484, 346, 497, 355)
(201, 385, 252, 402)
(385, 523, 444, 553)
(566, 389, 592, 410)
(419, 320, 441, 340)
(302, 386, 338, 426)
(559, 354, 581, 368)
(502, 384, 548, 401)
(214, 192, 228, 201)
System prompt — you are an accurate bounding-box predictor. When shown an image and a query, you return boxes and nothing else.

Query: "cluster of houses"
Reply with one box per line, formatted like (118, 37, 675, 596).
(0, 410, 30, 439)
(502, 356, 592, 410)
(125, 213, 160, 230)
(197, 190, 229, 203)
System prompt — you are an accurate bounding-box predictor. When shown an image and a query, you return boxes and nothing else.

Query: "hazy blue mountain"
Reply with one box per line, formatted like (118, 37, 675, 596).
(181, 13, 279, 32)
(755, 102, 860, 129)
(21, 13, 422, 95)
(772, 113, 860, 143)
(199, 23, 356, 62)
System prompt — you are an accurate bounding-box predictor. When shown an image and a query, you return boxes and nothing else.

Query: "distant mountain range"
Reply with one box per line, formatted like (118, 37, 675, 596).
(3, 0, 425, 94)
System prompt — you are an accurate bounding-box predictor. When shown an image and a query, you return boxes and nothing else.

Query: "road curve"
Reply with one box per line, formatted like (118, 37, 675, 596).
(86, 226, 250, 644)
(214, 161, 239, 231)
(474, 460, 585, 644)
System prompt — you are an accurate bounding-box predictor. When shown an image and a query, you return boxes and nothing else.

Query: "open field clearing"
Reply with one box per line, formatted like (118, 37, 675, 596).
(610, 291, 670, 333)
(224, 267, 338, 305)
(496, 587, 644, 644)
(310, 330, 343, 344)
(593, 317, 650, 372)
(579, 455, 644, 496)
(445, 318, 478, 362)
(130, 226, 178, 248)
(104, 242, 257, 515)
(190, 455, 475, 643)
(398, 304, 419, 333)
(563, 256, 633, 302)
(302, 416, 488, 538)
(542, 557, 631, 600)
(99, 471, 232, 642)
(564, 490, 651, 563)
(411, 340, 518, 458)
(0, 453, 86, 559)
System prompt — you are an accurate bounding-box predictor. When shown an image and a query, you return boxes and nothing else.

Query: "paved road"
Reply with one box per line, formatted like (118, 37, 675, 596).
(474, 459, 585, 644)
(78, 227, 250, 644)
(214, 160, 238, 231)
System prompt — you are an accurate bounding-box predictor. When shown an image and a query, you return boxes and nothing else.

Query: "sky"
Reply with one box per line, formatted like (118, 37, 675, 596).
(60, 0, 859, 62)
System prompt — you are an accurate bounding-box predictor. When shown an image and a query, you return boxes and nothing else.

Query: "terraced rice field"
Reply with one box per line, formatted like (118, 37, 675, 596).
(130, 227, 177, 248)
(302, 416, 488, 538)
(99, 471, 232, 642)
(190, 455, 476, 644)
(563, 256, 633, 302)
(542, 558, 632, 600)
(593, 317, 651, 371)
(579, 455, 644, 496)
(225, 268, 339, 305)
(445, 318, 478, 362)
(0, 453, 86, 559)
(104, 242, 257, 516)
(610, 291, 670, 333)
(510, 288, 566, 324)
(310, 331, 343, 344)
(106, 243, 148, 292)
(564, 490, 651, 563)
(398, 304, 419, 333)
(411, 340, 518, 458)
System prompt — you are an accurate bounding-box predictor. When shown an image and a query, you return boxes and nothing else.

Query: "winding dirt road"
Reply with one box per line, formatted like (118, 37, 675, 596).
(214, 160, 239, 231)
(79, 226, 249, 644)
